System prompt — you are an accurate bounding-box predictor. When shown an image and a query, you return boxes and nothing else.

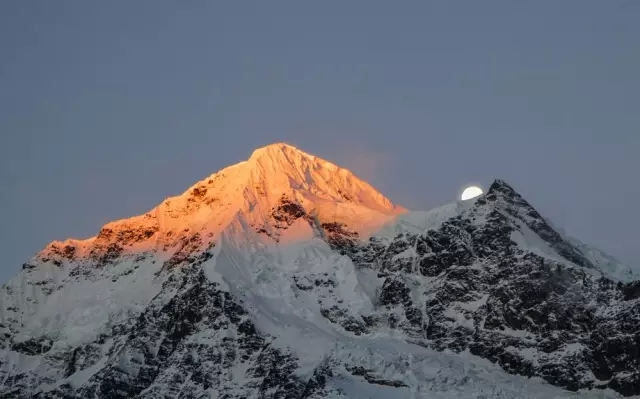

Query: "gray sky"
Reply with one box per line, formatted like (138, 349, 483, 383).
(1, 1, 639, 283)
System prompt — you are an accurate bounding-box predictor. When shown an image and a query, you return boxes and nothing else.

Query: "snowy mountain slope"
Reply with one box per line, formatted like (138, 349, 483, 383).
(542, 218, 640, 283)
(565, 237, 639, 283)
(1, 143, 639, 398)
(0, 143, 402, 351)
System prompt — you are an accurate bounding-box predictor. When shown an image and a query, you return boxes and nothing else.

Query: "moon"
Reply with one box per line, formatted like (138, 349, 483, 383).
(461, 186, 483, 201)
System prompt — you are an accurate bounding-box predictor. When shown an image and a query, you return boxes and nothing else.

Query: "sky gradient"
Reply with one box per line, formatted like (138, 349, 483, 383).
(1, 1, 639, 283)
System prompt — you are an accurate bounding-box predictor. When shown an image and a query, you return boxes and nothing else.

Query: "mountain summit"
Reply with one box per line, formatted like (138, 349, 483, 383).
(39, 142, 404, 265)
(1, 144, 639, 398)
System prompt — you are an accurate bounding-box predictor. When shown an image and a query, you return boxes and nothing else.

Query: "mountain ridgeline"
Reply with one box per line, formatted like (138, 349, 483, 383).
(1, 143, 639, 398)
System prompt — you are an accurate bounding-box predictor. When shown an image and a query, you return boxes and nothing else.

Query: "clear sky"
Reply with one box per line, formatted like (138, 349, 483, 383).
(1, 1, 639, 283)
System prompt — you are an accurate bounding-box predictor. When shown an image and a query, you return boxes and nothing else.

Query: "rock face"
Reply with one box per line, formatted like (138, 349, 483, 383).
(1, 144, 639, 398)
(343, 180, 640, 396)
(70, 265, 312, 399)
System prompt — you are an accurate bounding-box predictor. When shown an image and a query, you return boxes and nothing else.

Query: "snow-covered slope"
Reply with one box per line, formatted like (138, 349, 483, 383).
(1, 144, 639, 398)
(0, 143, 403, 349)
(566, 237, 640, 283)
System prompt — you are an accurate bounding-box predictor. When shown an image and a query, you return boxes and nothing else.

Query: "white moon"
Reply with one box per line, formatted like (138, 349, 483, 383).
(461, 186, 483, 201)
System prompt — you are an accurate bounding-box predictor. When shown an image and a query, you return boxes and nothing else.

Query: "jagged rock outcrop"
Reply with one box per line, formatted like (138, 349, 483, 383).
(333, 180, 640, 396)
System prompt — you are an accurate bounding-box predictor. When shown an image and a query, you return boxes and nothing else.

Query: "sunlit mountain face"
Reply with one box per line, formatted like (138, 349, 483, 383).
(1, 143, 639, 398)
(38, 143, 405, 264)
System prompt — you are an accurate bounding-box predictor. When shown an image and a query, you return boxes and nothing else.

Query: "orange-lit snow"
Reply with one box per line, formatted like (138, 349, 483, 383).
(39, 143, 406, 262)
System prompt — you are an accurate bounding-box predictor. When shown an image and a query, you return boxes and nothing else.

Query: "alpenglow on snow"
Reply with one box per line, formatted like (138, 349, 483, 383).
(1, 143, 639, 398)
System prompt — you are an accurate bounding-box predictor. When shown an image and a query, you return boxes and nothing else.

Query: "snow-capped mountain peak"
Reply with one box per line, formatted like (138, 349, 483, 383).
(38, 142, 404, 266)
(245, 142, 401, 213)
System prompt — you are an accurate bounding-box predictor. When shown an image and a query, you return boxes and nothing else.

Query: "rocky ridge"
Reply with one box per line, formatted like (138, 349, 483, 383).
(339, 180, 640, 396)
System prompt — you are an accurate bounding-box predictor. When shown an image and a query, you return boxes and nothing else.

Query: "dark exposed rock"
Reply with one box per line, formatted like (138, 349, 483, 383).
(379, 278, 411, 307)
(69, 224, 160, 269)
(71, 266, 308, 399)
(62, 246, 76, 260)
(114, 227, 158, 246)
(191, 186, 207, 199)
(346, 365, 408, 388)
(257, 196, 316, 242)
(272, 196, 307, 226)
(378, 277, 425, 337)
(11, 338, 52, 356)
(619, 280, 640, 301)
(96, 228, 114, 241)
(321, 222, 359, 256)
(335, 180, 640, 396)
(160, 233, 202, 272)
(300, 359, 333, 398)
(320, 306, 368, 335)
